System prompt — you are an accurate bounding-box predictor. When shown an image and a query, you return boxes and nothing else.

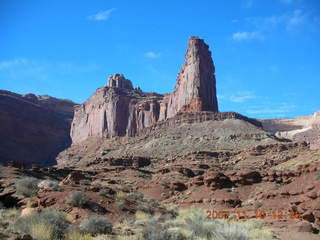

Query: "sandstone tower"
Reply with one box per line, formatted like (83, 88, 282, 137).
(71, 36, 219, 143)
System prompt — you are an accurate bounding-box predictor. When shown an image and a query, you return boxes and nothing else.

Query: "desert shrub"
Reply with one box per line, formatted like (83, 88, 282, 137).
(80, 179, 91, 185)
(93, 235, 116, 240)
(65, 231, 93, 240)
(14, 209, 68, 240)
(315, 172, 320, 180)
(137, 202, 153, 214)
(15, 177, 39, 197)
(115, 199, 126, 210)
(99, 189, 111, 196)
(175, 208, 274, 240)
(0, 208, 20, 223)
(38, 179, 60, 191)
(0, 201, 4, 209)
(66, 191, 89, 207)
(241, 199, 253, 207)
(128, 191, 144, 201)
(116, 191, 127, 199)
(142, 219, 184, 240)
(30, 223, 54, 240)
(254, 201, 263, 209)
(143, 196, 160, 208)
(80, 216, 113, 235)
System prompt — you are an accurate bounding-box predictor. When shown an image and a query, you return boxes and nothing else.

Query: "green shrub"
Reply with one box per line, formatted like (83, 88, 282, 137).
(99, 189, 111, 196)
(115, 199, 126, 210)
(14, 209, 68, 240)
(80, 216, 112, 235)
(15, 177, 39, 197)
(315, 172, 320, 180)
(66, 191, 88, 207)
(79, 179, 91, 185)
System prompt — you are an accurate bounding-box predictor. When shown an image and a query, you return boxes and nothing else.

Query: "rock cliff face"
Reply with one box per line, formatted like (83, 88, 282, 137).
(261, 111, 320, 149)
(163, 36, 218, 119)
(71, 36, 219, 143)
(0, 90, 76, 166)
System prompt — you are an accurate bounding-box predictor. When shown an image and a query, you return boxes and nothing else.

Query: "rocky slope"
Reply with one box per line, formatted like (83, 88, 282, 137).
(57, 116, 278, 166)
(71, 36, 219, 143)
(0, 90, 76, 166)
(261, 111, 320, 149)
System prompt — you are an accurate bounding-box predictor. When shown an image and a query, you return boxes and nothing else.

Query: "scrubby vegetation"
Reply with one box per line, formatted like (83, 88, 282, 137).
(15, 177, 39, 197)
(80, 216, 113, 235)
(14, 209, 69, 240)
(66, 191, 89, 207)
(114, 208, 274, 240)
(99, 189, 112, 196)
(0, 196, 273, 240)
(316, 172, 320, 180)
(80, 179, 91, 185)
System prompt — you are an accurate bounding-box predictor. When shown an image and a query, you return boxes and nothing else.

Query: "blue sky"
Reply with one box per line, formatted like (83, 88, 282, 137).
(1, 0, 319, 119)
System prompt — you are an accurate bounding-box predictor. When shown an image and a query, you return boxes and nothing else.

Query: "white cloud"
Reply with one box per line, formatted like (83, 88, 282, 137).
(144, 51, 160, 58)
(232, 31, 263, 41)
(88, 8, 116, 21)
(229, 91, 257, 103)
(0, 58, 28, 69)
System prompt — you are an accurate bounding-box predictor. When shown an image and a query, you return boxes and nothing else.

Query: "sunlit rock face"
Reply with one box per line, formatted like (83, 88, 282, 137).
(71, 36, 219, 143)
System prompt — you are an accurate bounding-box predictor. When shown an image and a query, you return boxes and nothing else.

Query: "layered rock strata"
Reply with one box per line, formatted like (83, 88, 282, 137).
(71, 37, 220, 143)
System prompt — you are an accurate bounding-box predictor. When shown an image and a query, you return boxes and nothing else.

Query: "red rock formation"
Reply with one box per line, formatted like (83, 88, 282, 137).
(0, 90, 75, 166)
(71, 36, 219, 143)
(163, 36, 218, 119)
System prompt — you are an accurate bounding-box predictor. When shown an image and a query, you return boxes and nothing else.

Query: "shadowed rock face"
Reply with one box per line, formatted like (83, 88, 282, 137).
(0, 90, 76, 166)
(71, 36, 219, 143)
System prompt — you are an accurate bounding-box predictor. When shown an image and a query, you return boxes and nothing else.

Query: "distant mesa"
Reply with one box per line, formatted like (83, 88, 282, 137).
(71, 36, 220, 143)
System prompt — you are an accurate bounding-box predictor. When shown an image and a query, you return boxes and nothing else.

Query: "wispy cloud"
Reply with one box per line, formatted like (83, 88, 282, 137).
(0, 58, 101, 81)
(218, 91, 257, 103)
(279, 0, 303, 4)
(280, 0, 294, 4)
(246, 102, 296, 118)
(230, 91, 257, 102)
(0, 58, 28, 69)
(232, 31, 263, 41)
(144, 51, 161, 58)
(87, 8, 116, 21)
(233, 8, 318, 41)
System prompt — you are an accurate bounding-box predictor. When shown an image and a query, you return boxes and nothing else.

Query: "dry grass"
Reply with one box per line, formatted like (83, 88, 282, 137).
(116, 191, 128, 200)
(30, 223, 54, 240)
(65, 232, 93, 240)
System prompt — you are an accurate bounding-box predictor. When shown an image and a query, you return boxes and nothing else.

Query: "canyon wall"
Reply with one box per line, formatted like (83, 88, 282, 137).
(0, 90, 75, 166)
